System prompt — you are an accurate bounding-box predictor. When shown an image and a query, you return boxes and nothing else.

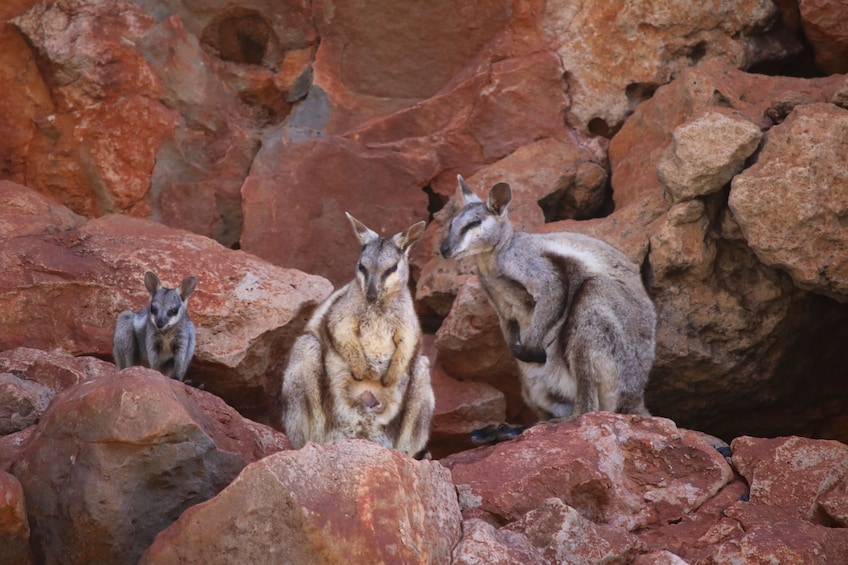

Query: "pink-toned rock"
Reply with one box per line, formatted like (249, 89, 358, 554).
(0, 183, 332, 421)
(703, 502, 848, 563)
(11, 367, 287, 565)
(0, 470, 32, 565)
(140, 440, 461, 564)
(542, 0, 800, 134)
(0, 428, 35, 473)
(451, 518, 547, 565)
(657, 110, 763, 203)
(731, 435, 848, 525)
(631, 550, 688, 565)
(240, 132, 433, 287)
(798, 0, 848, 73)
(443, 413, 734, 531)
(729, 103, 848, 303)
(503, 498, 646, 563)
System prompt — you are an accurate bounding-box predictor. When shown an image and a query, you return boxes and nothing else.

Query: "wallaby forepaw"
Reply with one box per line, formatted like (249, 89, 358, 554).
(470, 423, 528, 445)
(183, 379, 205, 389)
(510, 344, 547, 364)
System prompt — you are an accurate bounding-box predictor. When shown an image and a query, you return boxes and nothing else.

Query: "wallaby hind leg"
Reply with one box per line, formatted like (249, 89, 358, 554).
(281, 333, 328, 449)
(391, 356, 435, 457)
(112, 311, 137, 370)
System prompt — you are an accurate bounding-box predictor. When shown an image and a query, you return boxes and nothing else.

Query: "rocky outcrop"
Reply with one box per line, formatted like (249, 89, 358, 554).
(0, 182, 332, 421)
(140, 440, 462, 564)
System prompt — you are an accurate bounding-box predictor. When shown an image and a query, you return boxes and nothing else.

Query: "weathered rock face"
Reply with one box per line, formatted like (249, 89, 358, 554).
(798, 0, 848, 73)
(140, 439, 462, 564)
(542, 0, 802, 134)
(0, 183, 332, 421)
(11, 367, 289, 565)
(730, 102, 848, 302)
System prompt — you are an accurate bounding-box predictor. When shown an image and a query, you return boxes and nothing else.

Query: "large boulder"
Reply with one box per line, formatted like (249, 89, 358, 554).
(729, 102, 848, 303)
(11, 367, 289, 565)
(0, 471, 32, 565)
(0, 183, 332, 421)
(442, 413, 734, 531)
(798, 0, 848, 73)
(140, 440, 462, 564)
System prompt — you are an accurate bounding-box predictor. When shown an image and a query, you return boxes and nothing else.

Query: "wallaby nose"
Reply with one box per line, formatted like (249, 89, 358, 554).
(366, 285, 379, 302)
(439, 242, 451, 259)
(156, 318, 167, 329)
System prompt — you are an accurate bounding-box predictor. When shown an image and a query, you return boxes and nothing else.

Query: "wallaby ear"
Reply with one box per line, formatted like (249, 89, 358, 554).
(394, 220, 427, 253)
(144, 271, 161, 295)
(345, 212, 380, 246)
(179, 276, 197, 300)
(457, 175, 482, 205)
(486, 182, 512, 216)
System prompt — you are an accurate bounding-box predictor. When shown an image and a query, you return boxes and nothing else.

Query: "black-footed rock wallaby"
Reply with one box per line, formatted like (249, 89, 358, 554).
(281, 213, 434, 458)
(440, 176, 656, 443)
(113, 271, 197, 382)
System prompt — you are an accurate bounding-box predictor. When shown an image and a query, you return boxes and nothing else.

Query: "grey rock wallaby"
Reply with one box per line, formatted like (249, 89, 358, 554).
(113, 271, 197, 382)
(281, 213, 434, 458)
(440, 176, 656, 442)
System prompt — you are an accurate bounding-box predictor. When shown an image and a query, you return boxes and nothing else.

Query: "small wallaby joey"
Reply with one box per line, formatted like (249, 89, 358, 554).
(440, 176, 656, 441)
(281, 213, 434, 458)
(113, 271, 197, 383)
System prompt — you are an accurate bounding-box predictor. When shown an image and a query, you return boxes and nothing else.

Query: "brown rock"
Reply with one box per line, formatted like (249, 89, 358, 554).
(442, 413, 734, 531)
(609, 57, 843, 210)
(428, 361, 506, 459)
(0, 470, 32, 565)
(433, 275, 529, 424)
(140, 440, 462, 564)
(657, 110, 763, 203)
(0, 184, 332, 421)
(543, 0, 800, 134)
(731, 435, 848, 524)
(798, 0, 848, 73)
(12, 367, 286, 565)
(729, 103, 848, 303)
(0, 428, 35, 473)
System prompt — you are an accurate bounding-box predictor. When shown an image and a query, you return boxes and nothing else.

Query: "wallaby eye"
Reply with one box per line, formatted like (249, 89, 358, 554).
(168, 307, 179, 317)
(382, 264, 398, 279)
(358, 263, 367, 276)
(461, 219, 482, 234)
(150, 305, 158, 315)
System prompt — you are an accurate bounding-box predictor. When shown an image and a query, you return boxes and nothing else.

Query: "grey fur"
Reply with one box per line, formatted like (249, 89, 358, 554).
(440, 176, 656, 421)
(281, 214, 434, 457)
(113, 271, 197, 382)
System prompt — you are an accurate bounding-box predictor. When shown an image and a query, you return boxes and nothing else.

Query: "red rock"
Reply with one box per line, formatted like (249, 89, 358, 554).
(140, 440, 461, 564)
(240, 133, 433, 287)
(11, 367, 287, 565)
(0, 184, 332, 421)
(11, 0, 174, 218)
(442, 413, 734, 531)
(798, 0, 848, 73)
(731, 435, 848, 524)
(729, 103, 848, 303)
(0, 428, 35, 473)
(0, 470, 32, 565)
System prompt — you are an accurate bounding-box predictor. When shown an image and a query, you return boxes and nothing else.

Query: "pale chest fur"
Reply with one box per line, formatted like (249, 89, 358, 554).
(355, 314, 399, 375)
